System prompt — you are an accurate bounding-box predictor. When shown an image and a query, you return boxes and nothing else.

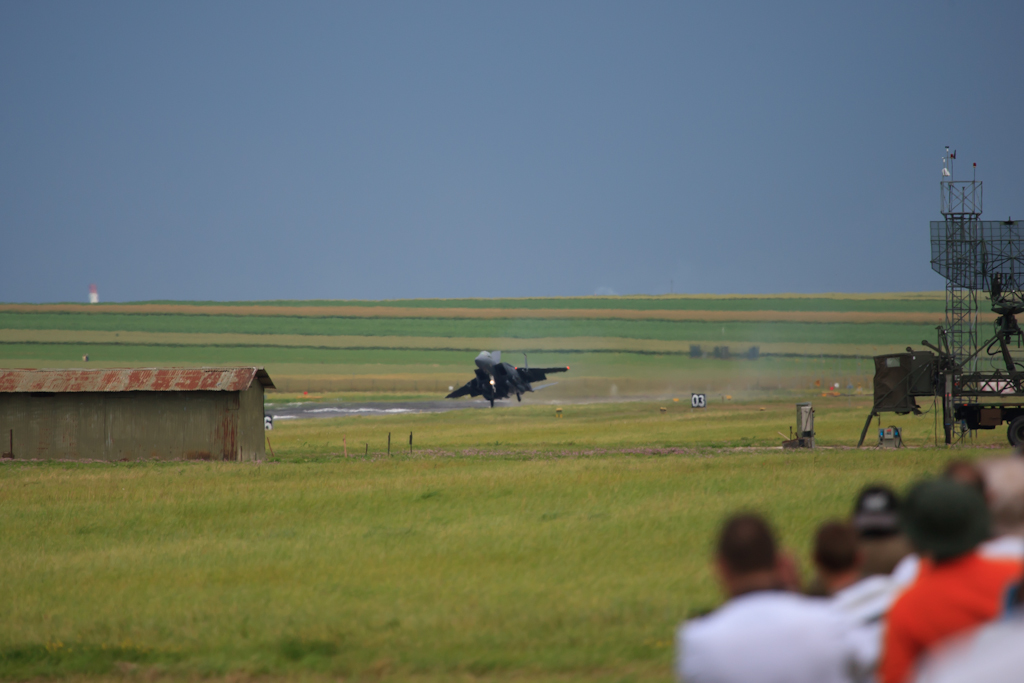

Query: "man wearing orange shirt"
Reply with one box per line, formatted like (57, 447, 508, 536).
(879, 478, 1023, 683)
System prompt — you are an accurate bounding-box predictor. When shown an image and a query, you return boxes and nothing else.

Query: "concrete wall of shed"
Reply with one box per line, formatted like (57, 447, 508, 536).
(0, 391, 262, 461)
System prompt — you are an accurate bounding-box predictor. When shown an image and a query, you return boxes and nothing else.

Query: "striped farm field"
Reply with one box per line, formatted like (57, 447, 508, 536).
(0, 295, 950, 395)
(0, 303, 952, 323)
(0, 291, 946, 311)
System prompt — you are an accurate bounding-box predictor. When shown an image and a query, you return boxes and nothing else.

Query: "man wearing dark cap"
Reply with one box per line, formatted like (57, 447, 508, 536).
(878, 478, 1023, 683)
(852, 485, 912, 577)
(676, 513, 855, 683)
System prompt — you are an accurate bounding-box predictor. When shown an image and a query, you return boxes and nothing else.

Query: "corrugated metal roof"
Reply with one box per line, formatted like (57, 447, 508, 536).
(0, 367, 275, 393)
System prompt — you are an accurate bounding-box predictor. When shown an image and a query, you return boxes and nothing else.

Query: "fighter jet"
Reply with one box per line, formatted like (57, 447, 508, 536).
(446, 351, 569, 407)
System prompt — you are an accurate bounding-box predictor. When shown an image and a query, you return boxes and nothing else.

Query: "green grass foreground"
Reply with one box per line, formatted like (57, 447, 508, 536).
(0, 399, 1008, 681)
(0, 451, 965, 682)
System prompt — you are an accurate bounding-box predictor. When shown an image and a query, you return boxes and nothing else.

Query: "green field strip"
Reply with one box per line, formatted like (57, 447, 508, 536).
(0, 312, 939, 345)
(0, 329, 913, 357)
(0, 340, 893, 367)
(0, 341, 877, 369)
(0, 343, 572, 369)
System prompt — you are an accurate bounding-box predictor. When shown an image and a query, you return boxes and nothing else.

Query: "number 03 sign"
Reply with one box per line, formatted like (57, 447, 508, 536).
(691, 393, 707, 408)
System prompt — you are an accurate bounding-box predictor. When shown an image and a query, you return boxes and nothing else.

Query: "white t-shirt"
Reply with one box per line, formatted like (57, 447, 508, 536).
(980, 534, 1024, 560)
(913, 614, 1024, 683)
(830, 574, 900, 682)
(890, 552, 921, 589)
(677, 590, 855, 683)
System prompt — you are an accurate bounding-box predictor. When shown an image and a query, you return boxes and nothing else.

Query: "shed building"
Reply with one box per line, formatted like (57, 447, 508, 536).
(0, 367, 274, 461)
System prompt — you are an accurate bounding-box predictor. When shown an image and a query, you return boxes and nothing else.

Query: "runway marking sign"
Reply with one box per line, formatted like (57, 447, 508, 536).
(691, 393, 707, 408)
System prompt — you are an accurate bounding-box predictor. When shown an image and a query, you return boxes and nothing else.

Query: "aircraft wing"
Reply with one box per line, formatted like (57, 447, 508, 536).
(518, 366, 569, 383)
(446, 376, 482, 399)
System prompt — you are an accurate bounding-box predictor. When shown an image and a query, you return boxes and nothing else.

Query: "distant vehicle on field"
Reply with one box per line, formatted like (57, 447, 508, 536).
(446, 351, 569, 407)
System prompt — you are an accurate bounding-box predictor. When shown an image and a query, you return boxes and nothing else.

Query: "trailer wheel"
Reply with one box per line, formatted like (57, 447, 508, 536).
(1007, 415, 1024, 446)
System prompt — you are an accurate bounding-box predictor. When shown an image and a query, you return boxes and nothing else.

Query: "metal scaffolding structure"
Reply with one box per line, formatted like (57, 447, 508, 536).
(933, 179, 978, 358)
(929, 151, 983, 442)
(931, 179, 982, 374)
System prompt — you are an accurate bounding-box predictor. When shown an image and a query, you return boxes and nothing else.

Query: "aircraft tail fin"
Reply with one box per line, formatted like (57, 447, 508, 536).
(522, 352, 528, 370)
(492, 351, 501, 362)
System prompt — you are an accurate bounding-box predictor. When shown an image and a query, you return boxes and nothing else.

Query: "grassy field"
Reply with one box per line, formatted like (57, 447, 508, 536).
(265, 397, 963, 455)
(2, 295, 1006, 681)
(0, 397, 1009, 682)
(0, 312, 939, 343)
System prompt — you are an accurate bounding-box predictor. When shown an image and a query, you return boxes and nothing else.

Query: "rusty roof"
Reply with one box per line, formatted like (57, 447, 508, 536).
(0, 367, 275, 393)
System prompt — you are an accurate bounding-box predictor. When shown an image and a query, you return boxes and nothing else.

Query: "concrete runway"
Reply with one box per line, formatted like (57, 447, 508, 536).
(266, 398, 529, 421)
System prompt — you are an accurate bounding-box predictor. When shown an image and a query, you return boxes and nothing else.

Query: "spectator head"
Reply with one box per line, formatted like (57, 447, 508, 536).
(976, 457, 1024, 537)
(944, 459, 986, 497)
(902, 478, 990, 562)
(813, 521, 863, 595)
(714, 513, 792, 596)
(852, 485, 901, 538)
(718, 513, 776, 572)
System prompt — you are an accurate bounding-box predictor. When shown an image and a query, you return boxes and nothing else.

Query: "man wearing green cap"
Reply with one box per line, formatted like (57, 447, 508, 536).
(878, 478, 1023, 683)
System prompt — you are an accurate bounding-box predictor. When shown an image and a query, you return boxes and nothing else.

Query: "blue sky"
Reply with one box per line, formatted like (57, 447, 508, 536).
(2, 1, 1022, 302)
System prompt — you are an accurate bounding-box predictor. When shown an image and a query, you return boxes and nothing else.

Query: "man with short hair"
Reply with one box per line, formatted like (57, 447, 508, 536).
(813, 521, 895, 682)
(878, 478, 1023, 683)
(676, 513, 855, 683)
(815, 522, 862, 594)
(976, 456, 1024, 560)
